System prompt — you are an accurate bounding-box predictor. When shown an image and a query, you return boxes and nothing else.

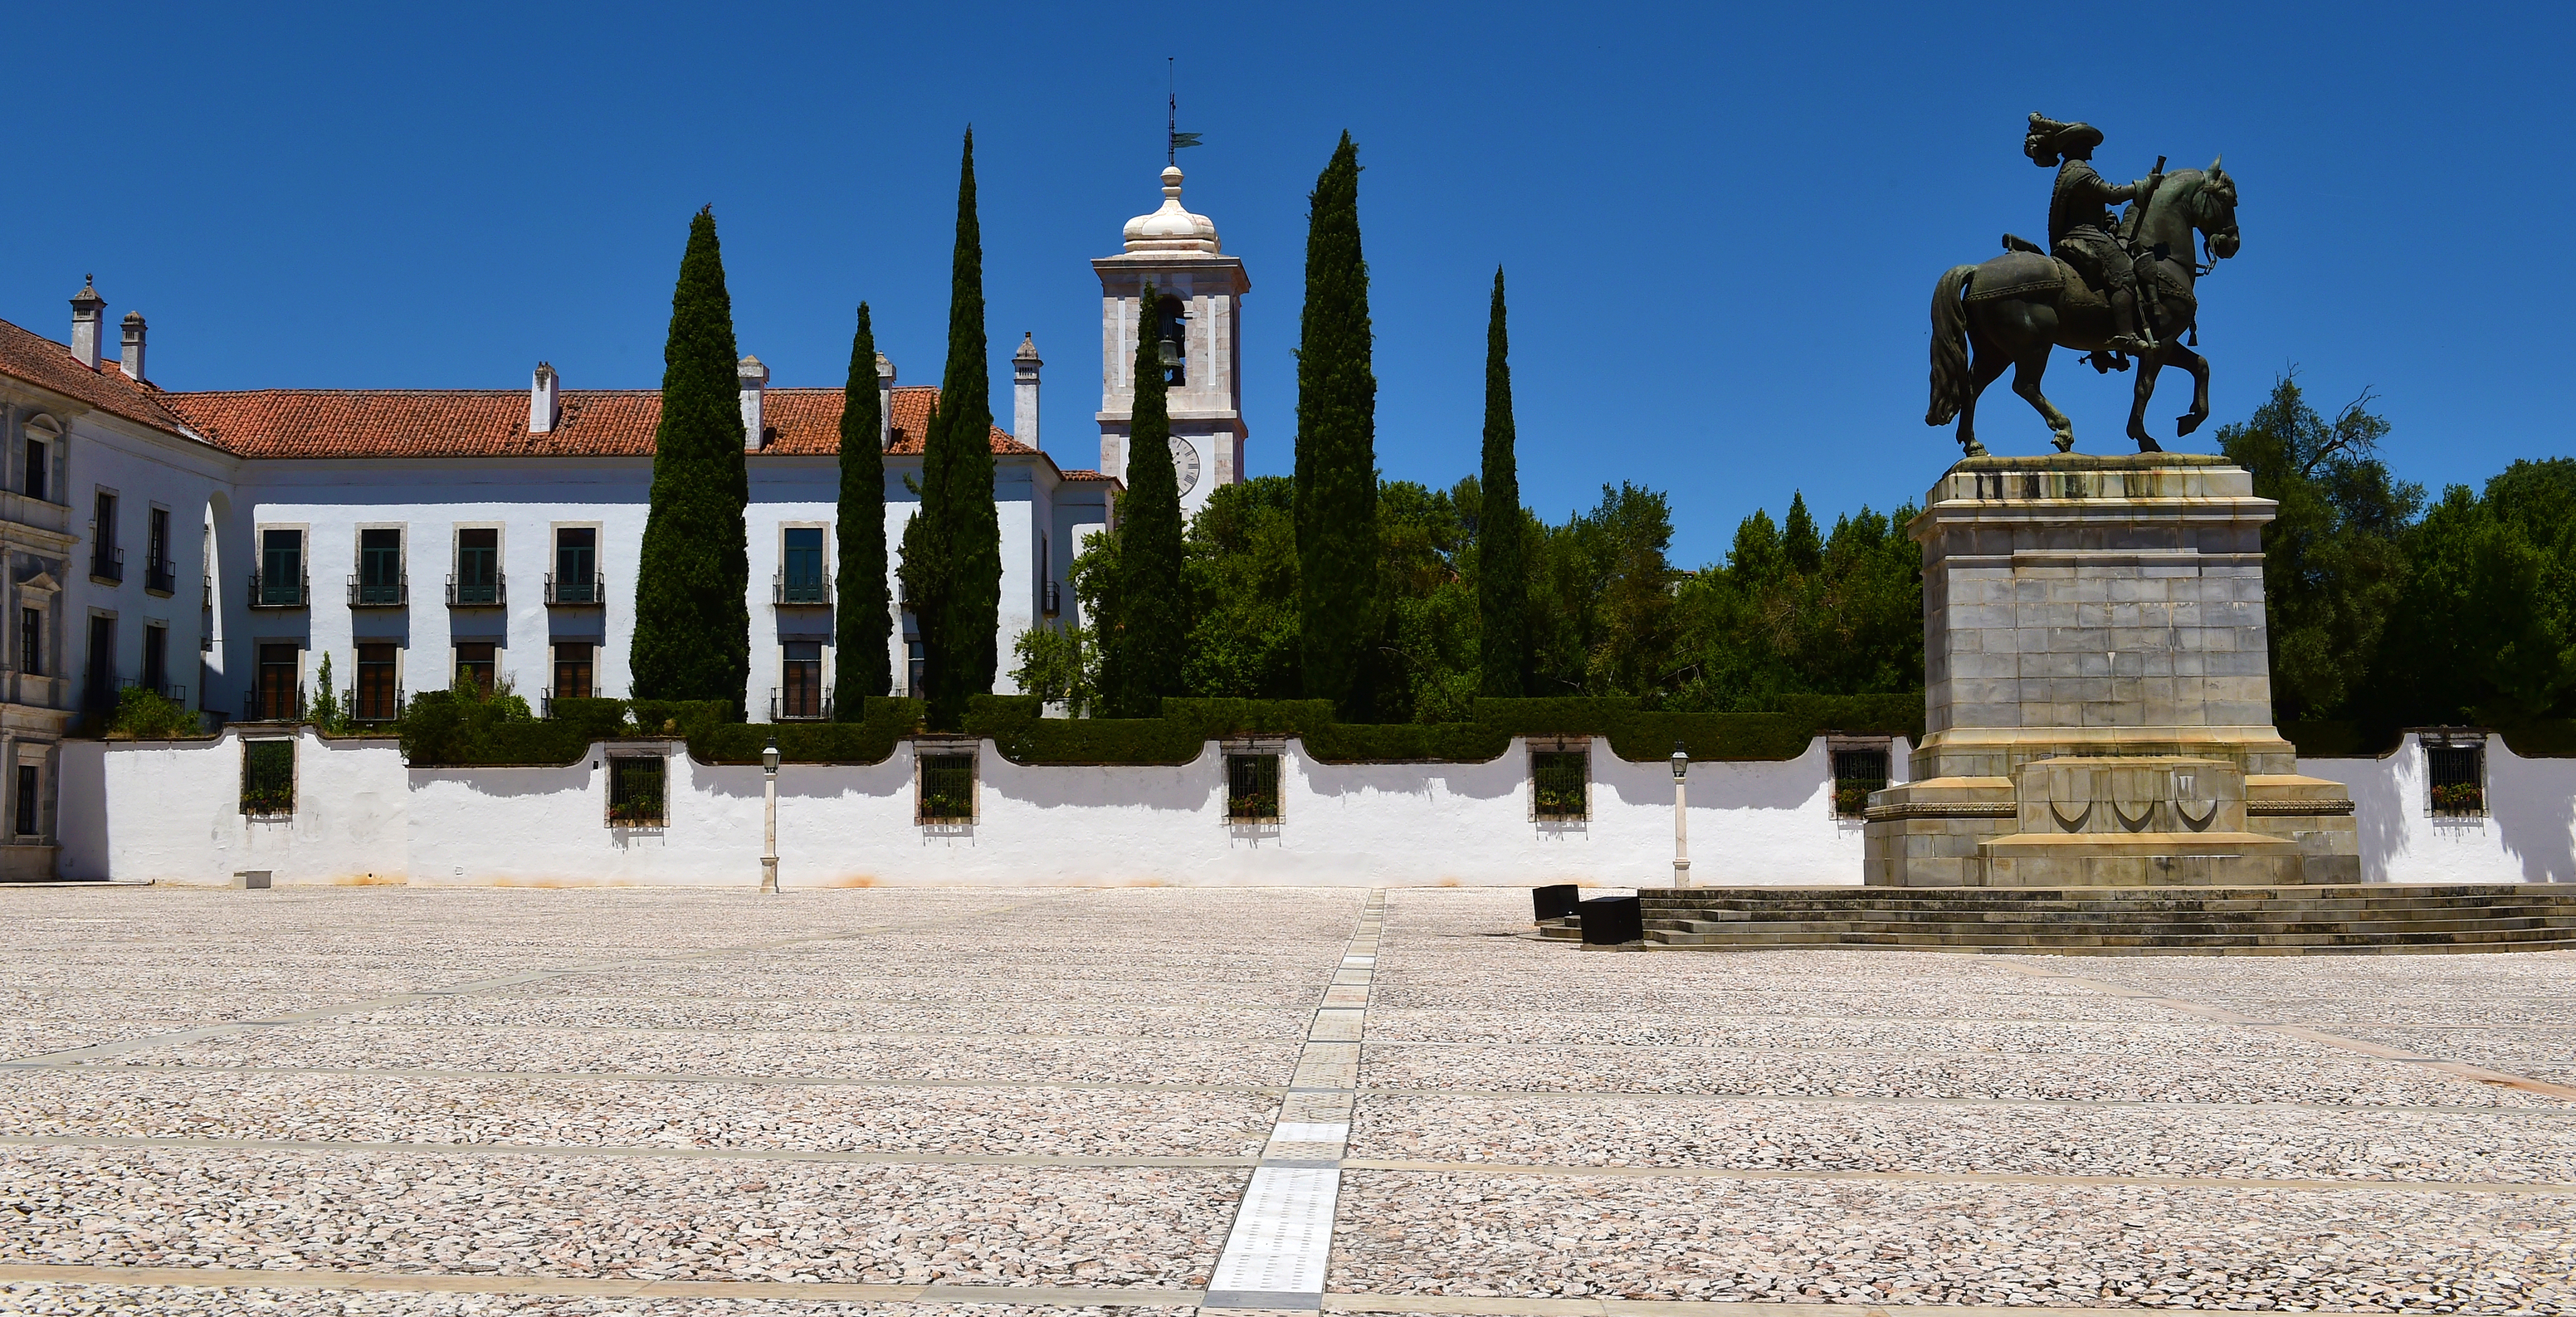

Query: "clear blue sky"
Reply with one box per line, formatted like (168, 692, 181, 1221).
(8, 2, 2567, 567)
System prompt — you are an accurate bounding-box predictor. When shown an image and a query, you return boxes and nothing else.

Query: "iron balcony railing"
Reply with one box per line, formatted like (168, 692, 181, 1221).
(545, 572, 605, 606)
(249, 569, 309, 608)
(242, 685, 305, 722)
(773, 568, 832, 607)
(446, 572, 506, 607)
(349, 573, 409, 607)
(144, 559, 177, 595)
(769, 685, 832, 722)
(119, 676, 188, 707)
(350, 683, 405, 724)
(90, 546, 124, 583)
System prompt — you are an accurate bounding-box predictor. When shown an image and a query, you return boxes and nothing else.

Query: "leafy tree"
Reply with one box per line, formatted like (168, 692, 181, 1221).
(631, 207, 751, 715)
(835, 303, 891, 712)
(897, 131, 1001, 730)
(1294, 133, 1379, 718)
(1009, 623, 1098, 715)
(1107, 283, 1187, 716)
(1782, 491, 1822, 575)
(2217, 373, 2420, 722)
(1476, 268, 1527, 698)
(2373, 461, 2576, 724)
(1179, 476, 1302, 699)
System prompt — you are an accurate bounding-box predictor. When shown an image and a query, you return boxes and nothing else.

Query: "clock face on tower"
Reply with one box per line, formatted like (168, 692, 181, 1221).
(1169, 436, 1201, 495)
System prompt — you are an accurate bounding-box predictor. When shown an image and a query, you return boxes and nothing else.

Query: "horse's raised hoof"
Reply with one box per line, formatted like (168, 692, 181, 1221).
(2135, 437, 2164, 453)
(2175, 414, 2204, 437)
(1961, 439, 1989, 458)
(2052, 433, 2075, 453)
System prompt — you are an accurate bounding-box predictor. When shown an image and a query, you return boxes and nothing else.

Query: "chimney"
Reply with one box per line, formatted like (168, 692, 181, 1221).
(876, 352, 896, 451)
(120, 311, 148, 383)
(738, 354, 769, 450)
(1013, 332, 1043, 451)
(68, 276, 105, 369)
(529, 362, 560, 434)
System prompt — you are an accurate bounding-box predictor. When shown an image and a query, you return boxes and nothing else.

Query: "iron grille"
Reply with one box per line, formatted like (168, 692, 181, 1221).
(607, 755, 666, 827)
(240, 740, 294, 816)
(919, 752, 976, 822)
(1531, 749, 1589, 821)
(1226, 753, 1281, 822)
(2427, 743, 2485, 817)
(1832, 747, 1891, 818)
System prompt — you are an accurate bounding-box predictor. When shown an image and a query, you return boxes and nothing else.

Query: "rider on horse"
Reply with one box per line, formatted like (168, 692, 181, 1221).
(2026, 114, 2158, 357)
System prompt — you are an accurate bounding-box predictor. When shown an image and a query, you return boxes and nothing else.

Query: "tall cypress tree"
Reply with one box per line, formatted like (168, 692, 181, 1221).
(1110, 281, 1186, 717)
(1294, 133, 1378, 718)
(1783, 491, 1822, 574)
(631, 206, 750, 714)
(1476, 266, 1528, 699)
(896, 130, 1001, 730)
(835, 302, 891, 711)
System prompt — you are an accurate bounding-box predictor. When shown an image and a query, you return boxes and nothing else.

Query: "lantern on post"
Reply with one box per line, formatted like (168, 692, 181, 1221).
(1670, 742, 1691, 888)
(760, 737, 781, 894)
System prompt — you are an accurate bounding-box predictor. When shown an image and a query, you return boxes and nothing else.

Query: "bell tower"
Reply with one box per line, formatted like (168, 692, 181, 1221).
(1095, 166, 1249, 518)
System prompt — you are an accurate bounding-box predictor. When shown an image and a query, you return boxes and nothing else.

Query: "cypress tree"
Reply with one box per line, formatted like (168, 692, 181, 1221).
(1110, 281, 1186, 716)
(1294, 133, 1378, 717)
(1476, 266, 1527, 699)
(835, 302, 891, 711)
(896, 130, 1001, 730)
(631, 206, 751, 715)
(1783, 491, 1823, 574)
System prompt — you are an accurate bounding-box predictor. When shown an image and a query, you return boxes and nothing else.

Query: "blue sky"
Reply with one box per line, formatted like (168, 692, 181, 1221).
(7, 2, 2567, 567)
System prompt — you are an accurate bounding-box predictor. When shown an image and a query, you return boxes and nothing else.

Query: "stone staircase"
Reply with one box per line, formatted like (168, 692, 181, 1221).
(1628, 885, 2576, 954)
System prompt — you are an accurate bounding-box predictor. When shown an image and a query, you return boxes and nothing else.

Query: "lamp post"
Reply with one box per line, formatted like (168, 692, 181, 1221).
(759, 736, 780, 894)
(1670, 742, 1691, 888)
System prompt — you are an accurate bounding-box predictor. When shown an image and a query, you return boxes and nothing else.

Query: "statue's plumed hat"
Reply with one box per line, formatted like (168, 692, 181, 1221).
(2024, 113, 2104, 166)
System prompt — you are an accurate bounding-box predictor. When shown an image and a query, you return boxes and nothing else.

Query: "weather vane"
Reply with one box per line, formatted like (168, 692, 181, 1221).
(1168, 57, 1202, 165)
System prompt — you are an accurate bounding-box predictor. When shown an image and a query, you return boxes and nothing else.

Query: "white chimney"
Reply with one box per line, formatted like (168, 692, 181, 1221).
(739, 354, 769, 451)
(876, 352, 895, 451)
(119, 311, 147, 383)
(1013, 332, 1042, 451)
(529, 362, 560, 433)
(68, 276, 105, 369)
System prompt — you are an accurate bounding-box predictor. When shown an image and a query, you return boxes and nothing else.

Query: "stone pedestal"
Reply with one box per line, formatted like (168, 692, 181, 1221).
(1863, 453, 2359, 887)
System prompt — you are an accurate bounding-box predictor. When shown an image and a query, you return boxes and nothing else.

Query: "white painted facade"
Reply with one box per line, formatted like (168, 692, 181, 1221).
(58, 731, 1909, 888)
(2300, 733, 2576, 884)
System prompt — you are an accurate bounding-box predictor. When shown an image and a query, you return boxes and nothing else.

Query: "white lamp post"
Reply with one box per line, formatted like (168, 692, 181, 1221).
(759, 736, 780, 894)
(1670, 741, 1691, 888)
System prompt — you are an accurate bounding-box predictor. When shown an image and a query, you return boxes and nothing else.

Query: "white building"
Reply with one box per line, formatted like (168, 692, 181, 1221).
(0, 169, 1254, 871)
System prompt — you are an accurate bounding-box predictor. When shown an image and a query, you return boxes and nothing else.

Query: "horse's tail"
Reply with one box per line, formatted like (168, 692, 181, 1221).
(1926, 264, 1977, 427)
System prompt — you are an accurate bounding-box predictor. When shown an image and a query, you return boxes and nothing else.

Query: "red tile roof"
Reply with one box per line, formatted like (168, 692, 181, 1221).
(0, 317, 198, 441)
(156, 384, 1030, 461)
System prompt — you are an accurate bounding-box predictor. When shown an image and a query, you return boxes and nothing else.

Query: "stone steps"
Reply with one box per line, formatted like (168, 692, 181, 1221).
(1609, 885, 2576, 955)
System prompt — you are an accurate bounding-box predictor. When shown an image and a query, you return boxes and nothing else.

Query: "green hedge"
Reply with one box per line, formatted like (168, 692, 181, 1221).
(400, 689, 1926, 768)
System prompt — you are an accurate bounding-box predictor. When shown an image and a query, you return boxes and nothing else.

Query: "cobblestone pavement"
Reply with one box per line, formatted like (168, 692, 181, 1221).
(2, 885, 2571, 1315)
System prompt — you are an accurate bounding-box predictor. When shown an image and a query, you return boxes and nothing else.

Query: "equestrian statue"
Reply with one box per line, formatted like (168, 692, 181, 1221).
(1926, 114, 2242, 454)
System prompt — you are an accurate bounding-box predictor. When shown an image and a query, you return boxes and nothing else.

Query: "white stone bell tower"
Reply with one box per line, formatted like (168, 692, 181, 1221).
(1095, 166, 1249, 518)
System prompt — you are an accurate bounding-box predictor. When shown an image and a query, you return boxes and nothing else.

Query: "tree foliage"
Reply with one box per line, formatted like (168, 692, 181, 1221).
(1476, 267, 1528, 698)
(2369, 458, 2576, 725)
(835, 303, 892, 711)
(897, 131, 1001, 730)
(631, 206, 751, 714)
(1294, 133, 1380, 718)
(1105, 282, 1187, 716)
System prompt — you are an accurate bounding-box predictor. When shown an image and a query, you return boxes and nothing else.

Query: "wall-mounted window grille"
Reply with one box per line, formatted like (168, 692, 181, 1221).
(241, 739, 294, 816)
(1832, 744, 1891, 818)
(2427, 739, 2486, 817)
(1226, 753, 1282, 822)
(1530, 746, 1590, 821)
(607, 754, 666, 827)
(918, 750, 976, 823)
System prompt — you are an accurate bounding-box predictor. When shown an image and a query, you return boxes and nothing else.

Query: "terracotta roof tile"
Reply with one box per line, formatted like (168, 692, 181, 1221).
(0, 316, 196, 440)
(1057, 469, 1116, 481)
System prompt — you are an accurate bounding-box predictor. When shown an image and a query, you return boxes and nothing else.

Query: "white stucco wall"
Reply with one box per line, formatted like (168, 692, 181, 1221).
(60, 732, 1911, 888)
(2299, 733, 2576, 884)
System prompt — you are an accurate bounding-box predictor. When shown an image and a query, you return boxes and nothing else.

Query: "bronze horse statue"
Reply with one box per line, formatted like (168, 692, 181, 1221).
(1927, 161, 2241, 454)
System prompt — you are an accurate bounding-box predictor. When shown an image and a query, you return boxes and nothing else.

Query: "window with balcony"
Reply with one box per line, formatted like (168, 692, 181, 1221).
(451, 529, 501, 607)
(356, 643, 401, 723)
(141, 624, 168, 698)
(90, 491, 122, 583)
(144, 507, 174, 595)
(254, 642, 300, 721)
(256, 529, 306, 607)
(355, 529, 405, 607)
(551, 527, 600, 604)
(14, 763, 36, 836)
(23, 437, 46, 502)
(241, 739, 294, 817)
(1530, 747, 1590, 822)
(19, 607, 39, 677)
(455, 641, 496, 696)
(1226, 752, 1282, 823)
(778, 527, 827, 604)
(776, 641, 825, 720)
(84, 616, 114, 715)
(553, 641, 593, 700)
(607, 754, 666, 827)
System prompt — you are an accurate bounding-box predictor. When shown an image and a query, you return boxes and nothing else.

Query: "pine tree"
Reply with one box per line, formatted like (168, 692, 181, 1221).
(835, 302, 892, 712)
(896, 131, 1001, 730)
(631, 206, 751, 714)
(1783, 491, 1823, 574)
(1110, 282, 1186, 716)
(1476, 266, 1527, 699)
(1294, 133, 1378, 717)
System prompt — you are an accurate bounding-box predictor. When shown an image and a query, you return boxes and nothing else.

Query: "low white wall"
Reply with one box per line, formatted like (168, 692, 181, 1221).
(57, 731, 1909, 889)
(2300, 733, 2576, 885)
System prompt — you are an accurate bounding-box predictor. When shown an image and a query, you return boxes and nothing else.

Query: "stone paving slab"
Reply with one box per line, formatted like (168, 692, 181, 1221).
(349, 997, 1317, 1039)
(1362, 984, 2215, 1021)
(0, 1286, 1196, 1317)
(1360, 1011, 2349, 1056)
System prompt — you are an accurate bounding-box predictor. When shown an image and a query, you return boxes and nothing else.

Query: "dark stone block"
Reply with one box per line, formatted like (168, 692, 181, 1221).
(1532, 884, 1580, 921)
(1579, 895, 1643, 944)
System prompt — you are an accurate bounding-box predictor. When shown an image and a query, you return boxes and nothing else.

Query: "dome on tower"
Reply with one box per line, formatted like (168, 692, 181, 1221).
(1122, 167, 1221, 254)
